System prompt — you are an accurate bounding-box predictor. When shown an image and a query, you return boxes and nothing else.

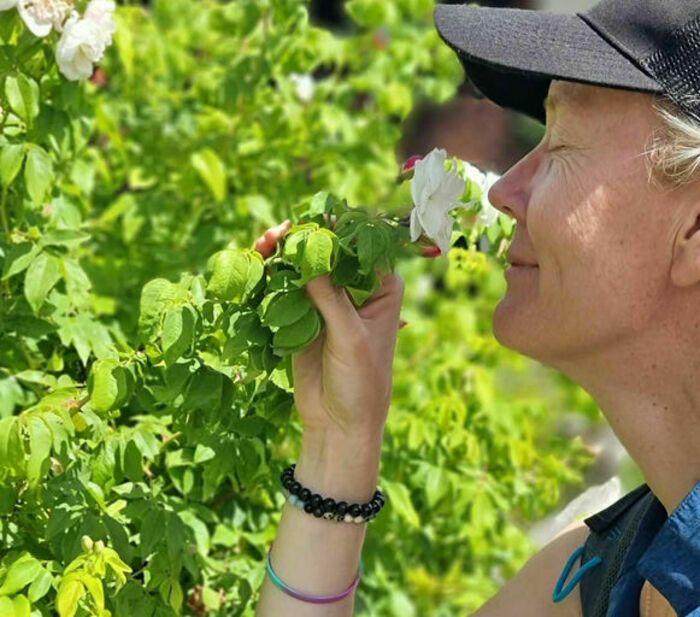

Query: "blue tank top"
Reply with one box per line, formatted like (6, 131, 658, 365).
(555, 480, 700, 616)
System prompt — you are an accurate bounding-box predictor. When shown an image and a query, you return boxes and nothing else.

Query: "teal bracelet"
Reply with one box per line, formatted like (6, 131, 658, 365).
(266, 542, 366, 604)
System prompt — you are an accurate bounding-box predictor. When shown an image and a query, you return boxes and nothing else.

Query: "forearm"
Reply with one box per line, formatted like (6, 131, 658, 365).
(255, 430, 383, 617)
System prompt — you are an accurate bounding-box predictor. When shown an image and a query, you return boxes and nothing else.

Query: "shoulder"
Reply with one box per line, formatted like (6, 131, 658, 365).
(472, 518, 590, 617)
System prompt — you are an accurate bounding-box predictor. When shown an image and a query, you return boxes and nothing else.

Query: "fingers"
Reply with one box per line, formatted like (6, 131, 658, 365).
(356, 274, 404, 324)
(253, 220, 292, 258)
(304, 274, 363, 345)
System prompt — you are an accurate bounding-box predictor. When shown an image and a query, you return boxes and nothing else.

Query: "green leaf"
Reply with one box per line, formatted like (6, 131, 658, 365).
(56, 578, 84, 617)
(5, 73, 39, 125)
(206, 249, 263, 303)
(27, 567, 53, 602)
(139, 509, 165, 558)
(382, 480, 420, 528)
(161, 305, 196, 365)
(12, 594, 30, 617)
(88, 359, 132, 414)
(0, 598, 13, 615)
(0, 553, 43, 595)
(272, 308, 321, 351)
(345, 0, 396, 27)
(138, 278, 188, 343)
(24, 145, 54, 205)
(357, 223, 389, 275)
(24, 252, 61, 312)
(41, 229, 91, 247)
(0, 417, 22, 473)
(1, 242, 40, 281)
(26, 415, 52, 485)
(299, 229, 337, 285)
(191, 148, 227, 203)
(122, 440, 143, 482)
(0, 143, 25, 187)
(81, 574, 104, 610)
(193, 444, 215, 464)
(261, 289, 312, 328)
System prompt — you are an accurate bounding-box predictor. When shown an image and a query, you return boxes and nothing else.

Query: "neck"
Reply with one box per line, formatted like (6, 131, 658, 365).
(551, 331, 700, 515)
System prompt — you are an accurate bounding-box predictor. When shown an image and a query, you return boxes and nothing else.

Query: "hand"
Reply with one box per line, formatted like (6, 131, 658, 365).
(254, 219, 406, 441)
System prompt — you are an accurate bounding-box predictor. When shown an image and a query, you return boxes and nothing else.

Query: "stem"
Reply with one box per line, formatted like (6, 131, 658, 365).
(0, 187, 9, 240)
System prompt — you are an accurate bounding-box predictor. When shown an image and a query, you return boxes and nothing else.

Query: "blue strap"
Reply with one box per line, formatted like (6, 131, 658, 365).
(552, 544, 603, 603)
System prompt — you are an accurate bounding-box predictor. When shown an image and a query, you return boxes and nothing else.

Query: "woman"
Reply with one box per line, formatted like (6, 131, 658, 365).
(255, 0, 700, 614)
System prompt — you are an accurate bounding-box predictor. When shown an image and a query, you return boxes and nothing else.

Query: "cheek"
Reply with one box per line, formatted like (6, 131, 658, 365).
(527, 164, 596, 268)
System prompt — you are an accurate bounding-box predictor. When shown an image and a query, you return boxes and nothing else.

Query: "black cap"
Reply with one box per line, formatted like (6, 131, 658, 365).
(434, 0, 700, 124)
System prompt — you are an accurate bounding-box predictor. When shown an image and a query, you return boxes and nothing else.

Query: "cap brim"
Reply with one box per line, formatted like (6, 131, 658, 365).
(434, 4, 662, 124)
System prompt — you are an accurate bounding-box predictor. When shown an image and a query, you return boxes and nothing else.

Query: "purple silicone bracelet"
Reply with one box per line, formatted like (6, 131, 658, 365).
(266, 543, 361, 604)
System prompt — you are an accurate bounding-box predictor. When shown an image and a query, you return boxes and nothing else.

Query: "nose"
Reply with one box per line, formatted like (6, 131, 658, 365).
(487, 147, 543, 227)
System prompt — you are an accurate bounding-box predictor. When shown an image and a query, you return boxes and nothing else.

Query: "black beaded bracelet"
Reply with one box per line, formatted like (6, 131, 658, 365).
(280, 464, 386, 523)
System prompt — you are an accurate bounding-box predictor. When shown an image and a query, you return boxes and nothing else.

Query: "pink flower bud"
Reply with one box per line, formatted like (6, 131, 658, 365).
(401, 155, 423, 176)
(421, 245, 442, 258)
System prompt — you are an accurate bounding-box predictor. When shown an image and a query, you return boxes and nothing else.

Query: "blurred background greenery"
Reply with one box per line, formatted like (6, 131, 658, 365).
(0, 0, 644, 615)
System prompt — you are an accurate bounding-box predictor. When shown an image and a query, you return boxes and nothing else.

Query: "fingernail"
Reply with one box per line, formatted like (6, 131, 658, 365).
(399, 319, 408, 329)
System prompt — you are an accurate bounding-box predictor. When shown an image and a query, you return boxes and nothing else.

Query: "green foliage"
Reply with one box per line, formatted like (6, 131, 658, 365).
(0, 1, 596, 616)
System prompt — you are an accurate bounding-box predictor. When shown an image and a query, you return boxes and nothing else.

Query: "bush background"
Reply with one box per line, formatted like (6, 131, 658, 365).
(0, 1, 639, 615)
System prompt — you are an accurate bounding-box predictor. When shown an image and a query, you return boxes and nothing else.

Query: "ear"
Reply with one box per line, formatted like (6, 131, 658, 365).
(670, 203, 700, 287)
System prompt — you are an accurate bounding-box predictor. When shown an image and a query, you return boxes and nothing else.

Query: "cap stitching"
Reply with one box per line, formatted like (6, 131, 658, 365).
(639, 16, 700, 122)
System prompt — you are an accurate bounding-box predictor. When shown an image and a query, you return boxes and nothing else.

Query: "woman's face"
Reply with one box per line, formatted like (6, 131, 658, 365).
(488, 80, 684, 366)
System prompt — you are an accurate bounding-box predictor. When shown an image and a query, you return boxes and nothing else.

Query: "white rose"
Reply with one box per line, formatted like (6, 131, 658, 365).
(83, 0, 115, 35)
(1, 0, 74, 37)
(290, 73, 315, 103)
(13, 0, 73, 37)
(478, 171, 501, 228)
(55, 0, 116, 81)
(461, 161, 486, 190)
(409, 147, 466, 255)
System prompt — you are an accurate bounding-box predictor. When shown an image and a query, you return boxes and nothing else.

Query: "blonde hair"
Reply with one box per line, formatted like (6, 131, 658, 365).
(645, 95, 700, 189)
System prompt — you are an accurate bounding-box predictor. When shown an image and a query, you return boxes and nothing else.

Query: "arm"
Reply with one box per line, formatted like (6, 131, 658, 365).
(473, 519, 591, 617)
(255, 430, 383, 617)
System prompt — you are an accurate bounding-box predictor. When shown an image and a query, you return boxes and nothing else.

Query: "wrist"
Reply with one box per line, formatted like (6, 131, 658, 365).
(295, 430, 383, 503)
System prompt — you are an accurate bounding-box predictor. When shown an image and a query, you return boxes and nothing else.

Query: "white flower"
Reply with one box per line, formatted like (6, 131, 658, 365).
(55, 0, 116, 81)
(3, 0, 74, 37)
(461, 161, 486, 190)
(409, 147, 466, 255)
(290, 73, 315, 103)
(83, 0, 114, 32)
(478, 171, 501, 228)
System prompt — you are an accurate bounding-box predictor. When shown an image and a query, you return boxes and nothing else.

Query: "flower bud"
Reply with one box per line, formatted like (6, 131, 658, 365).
(94, 540, 105, 553)
(81, 535, 94, 552)
(399, 154, 423, 180)
(421, 245, 442, 258)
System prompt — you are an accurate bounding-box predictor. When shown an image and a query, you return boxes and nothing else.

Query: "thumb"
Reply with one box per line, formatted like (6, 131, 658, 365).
(304, 274, 363, 343)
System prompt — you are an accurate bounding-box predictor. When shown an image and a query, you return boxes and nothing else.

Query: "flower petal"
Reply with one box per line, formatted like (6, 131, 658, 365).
(18, 1, 52, 37)
(0, 0, 17, 10)
(409, 207, 423, 242)
(478, 172, 500, 227)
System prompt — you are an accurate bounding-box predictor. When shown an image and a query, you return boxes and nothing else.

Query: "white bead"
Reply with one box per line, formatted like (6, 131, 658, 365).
(344, 514, 353, 523)
(354, 515, 364, 523)
(323, 512, 334, 520)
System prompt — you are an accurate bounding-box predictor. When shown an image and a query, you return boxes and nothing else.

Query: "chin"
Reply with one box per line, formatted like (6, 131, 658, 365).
(491, 300, 540, 358)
